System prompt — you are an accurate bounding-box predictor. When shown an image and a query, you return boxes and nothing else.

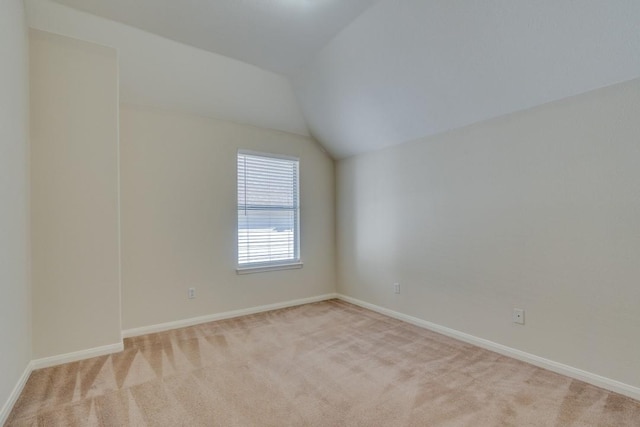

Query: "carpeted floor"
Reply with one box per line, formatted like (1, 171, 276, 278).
(6, 299, 640, 426)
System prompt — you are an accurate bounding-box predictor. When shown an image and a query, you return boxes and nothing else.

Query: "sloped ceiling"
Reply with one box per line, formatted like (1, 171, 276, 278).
(45, 0, 640, 158)
(51, 0, 378, 76)
(27, 0, 311, 137)
(294, 0, 640, 158)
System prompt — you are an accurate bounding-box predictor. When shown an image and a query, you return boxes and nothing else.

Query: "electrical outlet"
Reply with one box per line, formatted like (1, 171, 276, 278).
(393, 283, 400, 294)
(188, 287, 196, 299)
(513, 308, 524, 325)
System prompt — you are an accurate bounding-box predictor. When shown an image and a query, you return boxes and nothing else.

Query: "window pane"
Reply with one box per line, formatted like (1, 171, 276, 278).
(237, 152, 299, 266)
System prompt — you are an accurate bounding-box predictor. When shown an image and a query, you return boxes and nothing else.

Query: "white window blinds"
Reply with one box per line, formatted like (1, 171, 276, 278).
(237, 151, 300, 266)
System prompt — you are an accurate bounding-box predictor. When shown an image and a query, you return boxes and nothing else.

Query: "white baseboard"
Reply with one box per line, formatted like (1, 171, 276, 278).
(122, 293, 339, 338)
(0, 361, 34, 426)
(31, 342, 124, 370)
(336, 294, 640, 402)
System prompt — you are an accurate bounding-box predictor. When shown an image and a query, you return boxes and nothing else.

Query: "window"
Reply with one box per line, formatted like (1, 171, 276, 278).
(237, 150, 301, 272)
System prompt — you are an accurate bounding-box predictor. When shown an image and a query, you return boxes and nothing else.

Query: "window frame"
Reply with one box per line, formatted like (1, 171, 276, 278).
(235, 149, 302, 274)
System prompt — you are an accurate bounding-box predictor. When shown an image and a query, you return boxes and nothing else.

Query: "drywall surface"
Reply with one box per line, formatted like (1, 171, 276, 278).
(25, 0, 309, 137)
(337, 78, 640, 387)
(30, 30, 121, 358)
(295, 0, 640, 157)
(119, 105, 335, 330)
(0, 0, 31, 415)
(51, 0, 377, 76)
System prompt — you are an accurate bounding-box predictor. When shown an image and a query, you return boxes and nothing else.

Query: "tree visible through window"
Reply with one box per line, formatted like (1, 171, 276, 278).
(237, 151, 300, 267)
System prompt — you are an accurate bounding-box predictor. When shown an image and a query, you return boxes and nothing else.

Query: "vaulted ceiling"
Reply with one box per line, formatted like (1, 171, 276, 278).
(52, 0, 378, 76)
(51, 0, 640, 158)
(294, 0, 640, 157)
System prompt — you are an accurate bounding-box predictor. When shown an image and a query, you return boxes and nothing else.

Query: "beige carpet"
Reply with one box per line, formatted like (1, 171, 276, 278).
(6, 300, 640, 426)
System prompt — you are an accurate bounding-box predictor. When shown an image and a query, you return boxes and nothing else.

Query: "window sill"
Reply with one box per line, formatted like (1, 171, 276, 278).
(236, 262, 303, 275)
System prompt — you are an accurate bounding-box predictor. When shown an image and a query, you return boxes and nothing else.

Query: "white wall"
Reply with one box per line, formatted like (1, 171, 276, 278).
(120, 104, 335, 330)
(337, 78, 640, 388)
(0, 0, 32, 418)
(25, 0, 309, 137)
(30, 30, 121, 358)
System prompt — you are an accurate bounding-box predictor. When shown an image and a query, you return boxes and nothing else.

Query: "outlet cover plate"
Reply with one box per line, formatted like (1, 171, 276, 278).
(513, 308, 525, 325)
